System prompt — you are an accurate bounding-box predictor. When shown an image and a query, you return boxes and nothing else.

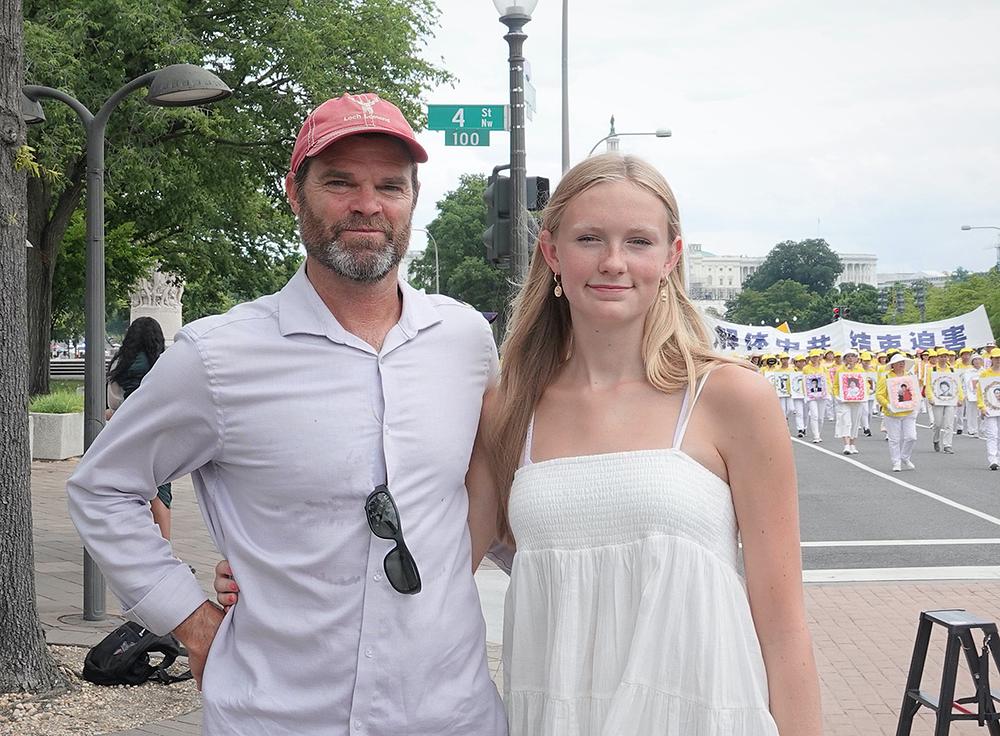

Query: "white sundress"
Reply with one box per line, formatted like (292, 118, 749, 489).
(502, 373, 780, 735)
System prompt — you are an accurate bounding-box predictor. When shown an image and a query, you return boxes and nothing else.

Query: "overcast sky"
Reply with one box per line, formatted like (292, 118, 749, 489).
(407, 0, 1000, 275)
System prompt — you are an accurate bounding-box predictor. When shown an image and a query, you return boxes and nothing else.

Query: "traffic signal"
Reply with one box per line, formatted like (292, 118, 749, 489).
(913, 281, 926, 310)
(483, 173, 512, 264)
(843, 306, 851, 320)
(895, 288, 905, 312)
(526, 176, 550, 211)
(877, 288, 888, 313)
(832, 306, 841, 321)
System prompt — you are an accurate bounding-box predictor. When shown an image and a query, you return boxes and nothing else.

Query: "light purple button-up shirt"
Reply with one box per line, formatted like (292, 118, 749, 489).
(67, 266, 506, 736)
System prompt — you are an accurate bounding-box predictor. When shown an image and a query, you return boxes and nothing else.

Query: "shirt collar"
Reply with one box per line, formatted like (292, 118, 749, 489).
(278, 263, 442, 345)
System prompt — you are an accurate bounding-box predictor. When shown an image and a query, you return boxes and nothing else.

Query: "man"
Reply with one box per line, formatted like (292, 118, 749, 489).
(67, 94, 507, 736)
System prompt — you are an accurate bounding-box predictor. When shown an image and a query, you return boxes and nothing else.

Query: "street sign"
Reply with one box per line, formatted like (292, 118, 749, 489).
(428, 104, 508, 131)
(445, 130, 491, 147)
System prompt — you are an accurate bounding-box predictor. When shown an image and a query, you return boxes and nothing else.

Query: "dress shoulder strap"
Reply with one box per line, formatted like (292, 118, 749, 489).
(672, 369, 716, 449)
(520, 413, 535, 467)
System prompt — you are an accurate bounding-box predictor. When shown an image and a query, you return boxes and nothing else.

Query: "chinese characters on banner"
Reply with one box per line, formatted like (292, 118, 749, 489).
(703, 306, 995, 356)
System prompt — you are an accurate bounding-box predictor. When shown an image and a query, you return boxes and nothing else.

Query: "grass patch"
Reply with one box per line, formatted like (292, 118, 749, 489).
(30, 390, 84, 414)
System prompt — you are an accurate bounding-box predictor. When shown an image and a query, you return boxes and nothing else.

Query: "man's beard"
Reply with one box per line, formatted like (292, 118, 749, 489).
(298, 201, 410, 283)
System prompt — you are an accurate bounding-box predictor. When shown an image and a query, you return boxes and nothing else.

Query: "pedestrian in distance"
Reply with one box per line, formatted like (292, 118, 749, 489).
(925, 348, 963, 454)
(977, 347, 1000, 471)
(833, 348, 865, 455)
(803, 348, 828, 443)
(105, 316, 172, 539)
(876, 353, 918, 472)
(68, 93, 508, 736)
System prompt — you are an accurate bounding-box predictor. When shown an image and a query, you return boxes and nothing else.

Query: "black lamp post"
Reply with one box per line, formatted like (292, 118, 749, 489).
(22, 64, 231, 620)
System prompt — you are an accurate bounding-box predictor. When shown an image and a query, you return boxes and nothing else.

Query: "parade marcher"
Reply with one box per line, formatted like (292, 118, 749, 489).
(917, 349, 933, 421)
(925, 349, 964, 454)
(859, 350, 876, 437)
(833, 348, 866, 455)
(961, 354, 984, 437)
(777, 352, 794, 424)
(876, 353, 918, 471)
(803, 349, 828, 443)
(790, 354, 808, 438)
(977, 347, 1000, 471)
(823, 350, 838, 422)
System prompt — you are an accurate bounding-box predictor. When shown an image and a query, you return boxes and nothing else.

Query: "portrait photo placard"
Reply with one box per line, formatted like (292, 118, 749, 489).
(887, 375, 920, 413)
(789, 373, 805, 399)
(982, 376, 1000, 418)
(805, 374, 827, 400)
(839, 371, 868, 402)
(864, 372, 878, 396)
(963, 372, 980, 402)
(930, 372, 959, 407)
(767, 372, 791, 398)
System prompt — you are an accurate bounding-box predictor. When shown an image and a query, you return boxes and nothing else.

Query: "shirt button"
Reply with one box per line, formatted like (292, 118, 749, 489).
(365, 647, 374, 658)
(373, 572, 382, 582)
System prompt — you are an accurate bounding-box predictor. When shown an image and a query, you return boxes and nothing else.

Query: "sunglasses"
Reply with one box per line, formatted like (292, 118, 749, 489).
(365, 485, 421, 595)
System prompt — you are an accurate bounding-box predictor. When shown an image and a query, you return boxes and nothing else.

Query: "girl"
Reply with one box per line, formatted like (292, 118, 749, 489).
(105, 316, 172, 539)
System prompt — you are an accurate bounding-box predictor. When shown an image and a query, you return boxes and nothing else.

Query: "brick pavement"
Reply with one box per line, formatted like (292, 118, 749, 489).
(24, 459, 1000, 735)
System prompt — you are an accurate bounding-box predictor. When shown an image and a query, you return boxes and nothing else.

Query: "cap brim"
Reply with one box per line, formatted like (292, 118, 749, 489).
(305, 127, 428, 166)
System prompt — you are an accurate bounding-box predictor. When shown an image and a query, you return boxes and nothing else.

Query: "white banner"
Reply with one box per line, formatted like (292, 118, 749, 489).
(702, 305, 995, 356)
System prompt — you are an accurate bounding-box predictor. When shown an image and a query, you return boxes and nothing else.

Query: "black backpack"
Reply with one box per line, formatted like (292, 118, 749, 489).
(83, 621, 192, 686)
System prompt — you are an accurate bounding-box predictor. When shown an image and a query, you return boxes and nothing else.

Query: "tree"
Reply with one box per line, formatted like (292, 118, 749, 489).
(0, 0, 67, 694)
(925, 270, 1000, 337)
(742, 239, 843, 294)
(24, 0, 451, 394)
(408, 173, 511, 312)
(828, 282, 883, 325)
(725, 279, 829, 330)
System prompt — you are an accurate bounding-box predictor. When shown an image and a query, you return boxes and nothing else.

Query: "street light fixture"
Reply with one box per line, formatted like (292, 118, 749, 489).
(960, 224, 1000, 270)
(494, 0, 537, 282)
(588, 115, 672, 156)
(412, 227, 440, 294)
(23, 63, 231, 621)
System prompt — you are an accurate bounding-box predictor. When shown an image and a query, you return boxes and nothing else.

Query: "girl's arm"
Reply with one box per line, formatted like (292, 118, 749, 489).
(466, 388, 502, 572)
(707, 365, 823, 735)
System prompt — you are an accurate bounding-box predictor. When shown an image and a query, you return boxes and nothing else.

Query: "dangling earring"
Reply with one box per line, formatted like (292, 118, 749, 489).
(659, 278, 668, 303)
(553, 273, 563, 298)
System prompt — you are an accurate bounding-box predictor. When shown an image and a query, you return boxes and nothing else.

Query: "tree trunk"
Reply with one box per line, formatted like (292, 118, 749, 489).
(0, 0, 68, 694)
(26, 166, 84, 396)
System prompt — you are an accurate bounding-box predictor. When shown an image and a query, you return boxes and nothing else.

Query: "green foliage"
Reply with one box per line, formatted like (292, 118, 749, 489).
(29, 389, 83, 413)
(827, 282, 883, 324)
(408, 174, 512, 312)
(726, 279, 829, 330)
(25, 0, 451, 329)
(925, 269, 1000, 337)
(51, 211, 153, 341)
(13, 145, 61, 182)
(742, 239, 843, 294)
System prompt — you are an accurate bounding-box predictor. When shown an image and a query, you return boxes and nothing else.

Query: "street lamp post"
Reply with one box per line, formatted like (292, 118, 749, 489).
(587, 116, 672, 156)
(960, 225, 1000, 270)
(412, 227, 440, 293)
(494, 0, 537, 282)
(23, 64, 231, 621)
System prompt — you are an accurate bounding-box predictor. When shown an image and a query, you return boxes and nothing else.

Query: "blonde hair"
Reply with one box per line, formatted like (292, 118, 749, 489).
(486, 153, 745, 542)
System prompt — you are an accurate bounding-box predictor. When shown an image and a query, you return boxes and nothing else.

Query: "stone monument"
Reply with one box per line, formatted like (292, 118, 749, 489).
(130, 268, 184, 344)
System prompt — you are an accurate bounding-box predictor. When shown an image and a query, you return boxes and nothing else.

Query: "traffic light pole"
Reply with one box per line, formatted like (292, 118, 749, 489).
(500, 11, 531, 282)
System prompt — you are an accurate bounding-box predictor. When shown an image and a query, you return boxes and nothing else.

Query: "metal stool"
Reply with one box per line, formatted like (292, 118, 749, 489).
(896, 609, 1000, 735)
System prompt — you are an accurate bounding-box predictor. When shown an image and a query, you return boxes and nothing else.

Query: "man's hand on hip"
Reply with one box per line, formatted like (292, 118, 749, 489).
(173, 600, 226, 690)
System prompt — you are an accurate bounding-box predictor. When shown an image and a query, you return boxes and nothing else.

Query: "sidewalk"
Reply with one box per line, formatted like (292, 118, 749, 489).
(30, 459, 1000, 735)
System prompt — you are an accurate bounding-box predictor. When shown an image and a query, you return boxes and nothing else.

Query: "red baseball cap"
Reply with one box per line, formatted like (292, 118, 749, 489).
(289, 93, 428, 175)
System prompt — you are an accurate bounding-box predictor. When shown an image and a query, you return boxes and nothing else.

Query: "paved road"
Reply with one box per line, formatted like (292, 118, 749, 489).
(789, 414, 1000, 575)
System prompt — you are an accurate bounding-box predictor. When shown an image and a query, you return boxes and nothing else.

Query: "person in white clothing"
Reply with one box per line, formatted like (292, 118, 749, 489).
(790, 353, 808, 438)
(962, 354, 983, 437)
(469, 155, 820, 734)
(876, 353, 918, 472)
(833, 348, 866, 455)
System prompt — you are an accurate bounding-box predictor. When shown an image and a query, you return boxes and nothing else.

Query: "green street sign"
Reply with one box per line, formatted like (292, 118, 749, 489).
(427, 104, 507, 131)
(445, 130, 491, 147)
